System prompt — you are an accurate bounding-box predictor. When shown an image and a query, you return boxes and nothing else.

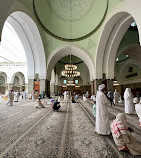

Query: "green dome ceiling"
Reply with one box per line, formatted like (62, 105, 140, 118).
(34, 0, 108, 41)
(48, 0, 95, 21)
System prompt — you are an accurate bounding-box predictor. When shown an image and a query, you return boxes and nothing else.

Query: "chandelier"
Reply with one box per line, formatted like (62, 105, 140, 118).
(61, 55, 80, 78)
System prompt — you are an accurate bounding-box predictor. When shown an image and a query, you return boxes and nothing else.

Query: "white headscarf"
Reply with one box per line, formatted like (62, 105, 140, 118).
(134, 97, 139, 104)
(124, 88, 131, 100)
(98, 84, 105, 91)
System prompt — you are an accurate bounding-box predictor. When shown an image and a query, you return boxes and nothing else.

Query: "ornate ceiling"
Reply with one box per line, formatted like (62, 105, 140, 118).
(33, 0, 108, 41)
(48, 0, 95, 21)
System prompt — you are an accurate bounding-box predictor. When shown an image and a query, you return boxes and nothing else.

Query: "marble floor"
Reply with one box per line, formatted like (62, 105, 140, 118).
(0, 98, 141, 158)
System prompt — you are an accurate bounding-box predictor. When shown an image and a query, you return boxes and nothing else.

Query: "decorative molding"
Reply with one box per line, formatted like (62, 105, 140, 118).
(33, 0, 109, 42)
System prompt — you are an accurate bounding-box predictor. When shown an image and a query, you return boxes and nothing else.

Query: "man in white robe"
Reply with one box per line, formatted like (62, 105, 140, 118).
(22, 89, 26, 99)
(6, 90, 14, 106)
(36, 96, 45, 108)
(14, 90, 20, 102)
(95, 84, 110, 135)
(83, 95, 87, 101)
(86, 91, 89, 98)
(135, 99, 141, 126)
(64, 91, 67, 101)
(113, 89, 120, 106)
(124, 88, 134, 114)
(66, 91, 70, 103)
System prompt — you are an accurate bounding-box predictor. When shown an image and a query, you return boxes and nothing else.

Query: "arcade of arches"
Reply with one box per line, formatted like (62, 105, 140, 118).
(0, 0, 141, 157)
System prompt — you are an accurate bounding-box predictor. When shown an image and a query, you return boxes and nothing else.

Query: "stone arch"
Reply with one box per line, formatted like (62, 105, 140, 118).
(0, 0, 15, 40)
(2, 11, 46, 80)
(95, 1, 141, 80)
(47, 45, 95, 81)
(0, 72, 7, 86)
(117, 62, 141, 84)
(11, 71, 25, 85)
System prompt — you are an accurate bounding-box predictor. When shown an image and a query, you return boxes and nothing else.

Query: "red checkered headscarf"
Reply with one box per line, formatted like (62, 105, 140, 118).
(110, 113, 129, 138)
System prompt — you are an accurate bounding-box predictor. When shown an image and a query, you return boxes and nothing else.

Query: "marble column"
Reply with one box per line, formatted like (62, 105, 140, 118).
(46, 80, 50, 97)
(28, 79, 34, 95)
(55, 74, 59, 95)
(50, 69, 55, 96)
(94, 79, 102, 94)
(83, 85, 88, 94)
(107, 79, 114, 92)
(91, 81, 94, 95)
(25, 84, 28, 94)
(50, 83, 55, 96)
(5, 83, 11, 94)
(40, 79, 46, 94)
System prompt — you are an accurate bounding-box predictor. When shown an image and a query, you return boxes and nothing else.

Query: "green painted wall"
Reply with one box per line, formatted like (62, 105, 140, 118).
(9, 0, 124, 63)
(122, 64, 141, 81)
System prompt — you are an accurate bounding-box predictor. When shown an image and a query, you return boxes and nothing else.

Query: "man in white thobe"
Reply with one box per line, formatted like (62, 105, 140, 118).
(64, 91, 67, 101)
(83, 95, 87, 101)
(86, 91, 89, 98)
(66, 91, 69, 103)
(22, 89, 26, 99)
(113, 89, 120, 106)
(14, 90, 20, 102)
(124, 88, 134, 114)
(6, 90, 14, 106)
(135, 99, 141, 126)
(95, 84, 110, 135)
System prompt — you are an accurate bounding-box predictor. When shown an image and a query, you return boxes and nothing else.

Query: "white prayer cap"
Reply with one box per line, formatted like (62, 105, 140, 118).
(98, 84, 105, 91)
(133, 97, 139, 104)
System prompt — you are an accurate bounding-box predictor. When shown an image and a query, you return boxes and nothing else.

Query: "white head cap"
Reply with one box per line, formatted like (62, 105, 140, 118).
(98, 84, 105, 91)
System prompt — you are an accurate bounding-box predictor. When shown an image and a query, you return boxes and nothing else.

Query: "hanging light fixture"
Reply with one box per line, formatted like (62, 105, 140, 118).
(61, 55, 80, 78)
(61, 2, 80, 78)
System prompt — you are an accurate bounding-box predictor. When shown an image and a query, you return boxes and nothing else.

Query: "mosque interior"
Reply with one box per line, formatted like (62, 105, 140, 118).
(0, 0, 141, 157)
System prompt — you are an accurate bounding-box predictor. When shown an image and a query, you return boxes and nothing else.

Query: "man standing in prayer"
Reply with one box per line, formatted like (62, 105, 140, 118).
(135, 99, 141, 126)
(66, 91, 70, 103)
(113, 89, 120, 106)
(86, 91, 89, 98)
(107, 90, 114, 106)
(14, 90, 20, 102)
(95, 84, 110, 135)
(6, 89, 14, 106)
(110, 113, 141, 156)
(124, 88, 134, 114)
(22, 89, 26, 99)
(64, 91, 67, 101)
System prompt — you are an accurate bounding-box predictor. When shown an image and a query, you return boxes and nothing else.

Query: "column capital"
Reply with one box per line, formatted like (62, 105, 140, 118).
(27, 73, 34, 80)
(106, 73, 114, 80)
(39, 73, 46, 80)
(93, 73, 103, 80)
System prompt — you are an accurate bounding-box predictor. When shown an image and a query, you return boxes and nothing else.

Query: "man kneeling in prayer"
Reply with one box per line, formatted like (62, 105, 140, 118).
(52, 100, 61, 111)
(110, 113, 141, 156)
(36, 95, 46, 108)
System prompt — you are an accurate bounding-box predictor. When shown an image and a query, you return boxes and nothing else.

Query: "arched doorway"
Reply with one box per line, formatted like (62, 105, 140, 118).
(0, 72, 7, 94)
(96, 1, 141, 95)
(0, 11, 46, 94)
(47, 46, 95, 96)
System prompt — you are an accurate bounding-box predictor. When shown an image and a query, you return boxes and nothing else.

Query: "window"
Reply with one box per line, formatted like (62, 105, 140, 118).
(75, 80, 78, 84)
(64, 80, 67, 84)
